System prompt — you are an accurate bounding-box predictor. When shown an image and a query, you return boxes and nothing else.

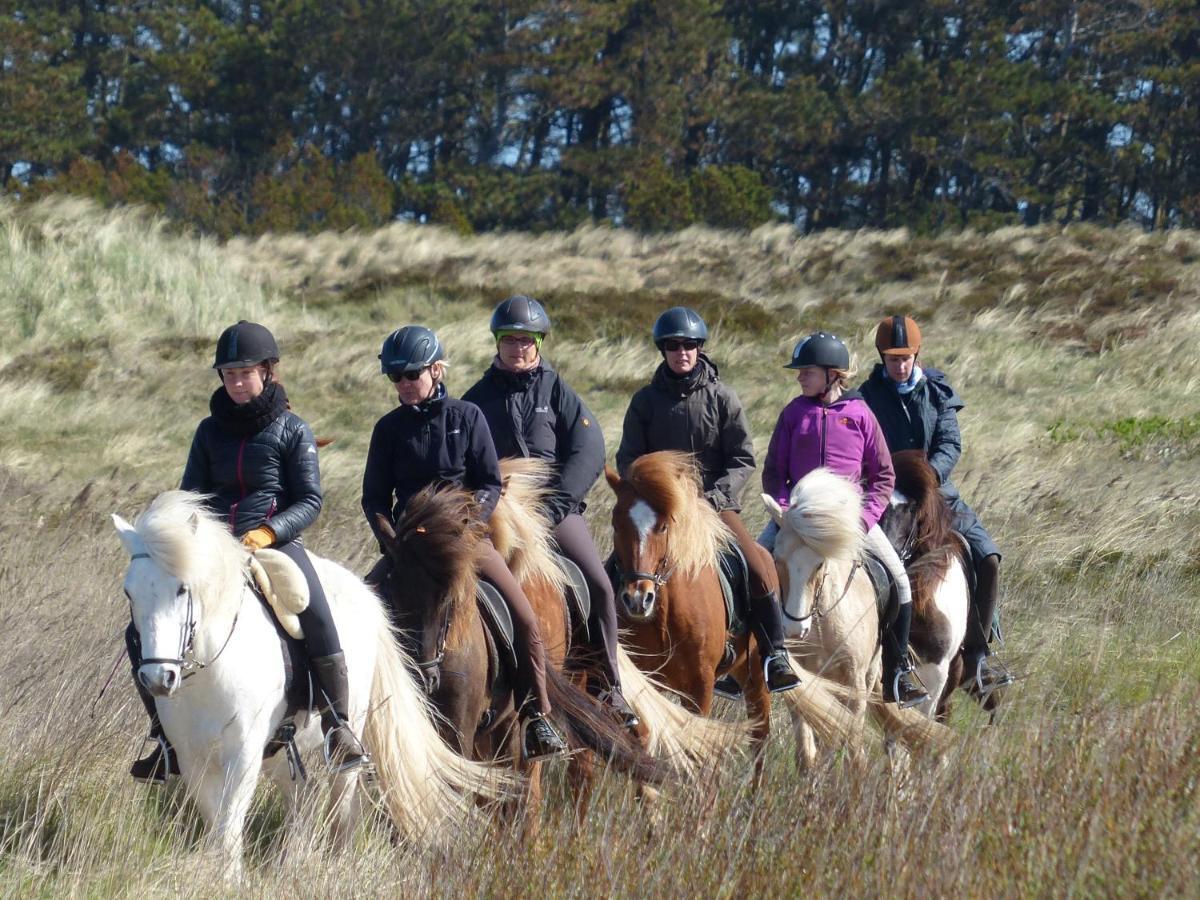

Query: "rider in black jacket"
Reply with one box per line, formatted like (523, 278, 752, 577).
(463, 296, 638, 729)
(363, 324, 568, 760)
(858, 315, 1014, 695)
(129, 321, 367, 784)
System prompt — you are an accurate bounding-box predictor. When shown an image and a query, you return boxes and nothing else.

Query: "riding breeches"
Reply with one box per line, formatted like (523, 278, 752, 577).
(863, 525, 913, 606)
(718, 510, 779, 599)
(273, 539, 342, 658)
(552, 513, 621, 689)
(477, 539, 551, 716)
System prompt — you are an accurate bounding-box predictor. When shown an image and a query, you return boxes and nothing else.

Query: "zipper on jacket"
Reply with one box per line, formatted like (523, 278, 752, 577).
(819, 405, 828, 467)
(231, 437, 248, 532)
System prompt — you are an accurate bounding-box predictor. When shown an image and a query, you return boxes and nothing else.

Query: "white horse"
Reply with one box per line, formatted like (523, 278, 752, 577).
(114, 491, 510, 878)
(764, 466, 960, 770)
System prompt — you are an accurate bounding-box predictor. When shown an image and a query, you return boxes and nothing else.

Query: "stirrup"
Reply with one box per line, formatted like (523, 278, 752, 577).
(130, 733, 177, 785)
(713, 674, 743, 700)
(971, 653, 1015, 697)
(763, 654, 802, 693)
(889, 666, 929, 710)
(596, 688, 640, 730)
(323, 725, 371, 775)
(523, 714, 568, 761)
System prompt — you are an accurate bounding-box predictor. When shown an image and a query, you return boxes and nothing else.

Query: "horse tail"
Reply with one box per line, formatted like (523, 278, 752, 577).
(616, 646, 748, 779)
(364, 613, 513, 844)
(544, 667, 669, 786)
(866, 692, 956, 755)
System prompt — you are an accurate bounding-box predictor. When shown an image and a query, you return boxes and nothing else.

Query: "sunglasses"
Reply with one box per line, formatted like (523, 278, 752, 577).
(387, 368, 428, 383)
(662, 339, 700, 352)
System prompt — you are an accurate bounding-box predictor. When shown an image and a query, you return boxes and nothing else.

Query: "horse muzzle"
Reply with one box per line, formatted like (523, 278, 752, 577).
(139, 663, 182, 697)
(620, 585, 657, 620)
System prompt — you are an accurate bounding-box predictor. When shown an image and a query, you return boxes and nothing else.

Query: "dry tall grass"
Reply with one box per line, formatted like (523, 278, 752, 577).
(2, 198, 1199, 894)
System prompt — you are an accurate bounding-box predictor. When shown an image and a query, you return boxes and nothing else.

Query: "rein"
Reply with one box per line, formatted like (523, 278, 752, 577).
(783, 560, 861, 628)
(131, 552, 242, 681)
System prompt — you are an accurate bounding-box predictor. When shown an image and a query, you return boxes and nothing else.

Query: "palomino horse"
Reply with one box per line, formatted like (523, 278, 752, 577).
(114, 492, 509, 879)
(764, 463, 959, 770)
(607, 451, 857, 782)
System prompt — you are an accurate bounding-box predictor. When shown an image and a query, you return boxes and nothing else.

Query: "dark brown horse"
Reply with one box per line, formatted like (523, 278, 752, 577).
(375, 476, 664, 832)
(606, 451, 855, 782)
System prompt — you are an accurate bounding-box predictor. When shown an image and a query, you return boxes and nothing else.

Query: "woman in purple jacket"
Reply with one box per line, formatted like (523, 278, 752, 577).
(760, 332, 928, 708)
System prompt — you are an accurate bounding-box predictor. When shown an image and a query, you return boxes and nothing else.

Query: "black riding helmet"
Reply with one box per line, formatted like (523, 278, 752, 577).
(785, 332, 850, 370)
(212, 321, 280, 370)
(379, 325, 445, 375)
(652, 307, 709, 349)
(490, 295, 551, 335)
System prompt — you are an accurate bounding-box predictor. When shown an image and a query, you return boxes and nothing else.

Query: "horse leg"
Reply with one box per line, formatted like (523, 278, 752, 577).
(740, 650, 771, 791)
(790, 705, 818, 775)
(193, 750, 261, 882)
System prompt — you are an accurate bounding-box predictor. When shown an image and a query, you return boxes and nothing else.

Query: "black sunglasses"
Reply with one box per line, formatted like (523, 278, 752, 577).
(663, 339, 700, 352)
(387, 368, 427, 382)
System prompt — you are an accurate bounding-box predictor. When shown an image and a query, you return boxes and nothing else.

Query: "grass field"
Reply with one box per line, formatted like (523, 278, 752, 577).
(2, 196, 1199, 896)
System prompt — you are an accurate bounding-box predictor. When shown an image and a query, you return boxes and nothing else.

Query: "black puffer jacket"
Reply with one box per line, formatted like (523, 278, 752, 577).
(180, 382, 322, 542)
(858, 363, 965, 499)
(462, 359, 604, 524)
(615, 355, 755, 512)
(361, 384, 503, 544)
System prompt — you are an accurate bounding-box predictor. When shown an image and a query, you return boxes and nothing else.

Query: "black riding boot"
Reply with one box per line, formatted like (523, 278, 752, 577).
(126, 622, 179, 784)
(963, 555, 1014, 694)
(749, 592, 801, 693)
(311, 652, 370, 773)
(882, 603, 928, 708)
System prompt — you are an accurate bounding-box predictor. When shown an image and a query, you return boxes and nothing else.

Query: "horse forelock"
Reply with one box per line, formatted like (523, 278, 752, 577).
(131, 491, 245, 613)
(782, 468, 864, 561)
(624, 451, 730, 579)
(389, 487, 483, 641)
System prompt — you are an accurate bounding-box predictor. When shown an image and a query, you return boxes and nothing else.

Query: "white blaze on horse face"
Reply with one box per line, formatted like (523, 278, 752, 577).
(628, 498, 657, 559)
(773, 529, 821, 639)
(124, 557, 189, 697)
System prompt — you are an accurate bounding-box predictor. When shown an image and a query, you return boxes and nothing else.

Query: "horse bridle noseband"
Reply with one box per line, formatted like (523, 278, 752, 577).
(131, 552, 241, 681)
(782, 559, 861, 627)
(612, 557, 675, 588)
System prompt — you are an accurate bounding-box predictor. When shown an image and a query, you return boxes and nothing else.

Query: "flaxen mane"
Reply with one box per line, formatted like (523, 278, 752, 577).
(624, 451, 732, 580)
(389, 486, 487, 646)
(132, 491, 245, 614)
(783, 468, 866, 561)
(889, 450, 963, 619)
(491, 457, 569, 593)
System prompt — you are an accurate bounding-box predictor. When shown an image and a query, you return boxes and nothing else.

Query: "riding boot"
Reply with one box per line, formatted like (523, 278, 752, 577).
(882, 603, 929, 708)
(586, 635, 639, 730)
(126, 622, 179, 784)
(310, 652, 370, 773)
(749, 592, 801, 693)
(962, 555, 1014, 694)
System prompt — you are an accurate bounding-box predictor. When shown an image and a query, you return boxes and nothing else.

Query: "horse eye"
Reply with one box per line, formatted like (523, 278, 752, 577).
(656, 522, 668, 534)
(176, 585, 187, 597)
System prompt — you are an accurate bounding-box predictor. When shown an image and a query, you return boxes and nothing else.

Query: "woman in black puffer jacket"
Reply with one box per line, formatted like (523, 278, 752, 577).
(127, 321, 366, 784)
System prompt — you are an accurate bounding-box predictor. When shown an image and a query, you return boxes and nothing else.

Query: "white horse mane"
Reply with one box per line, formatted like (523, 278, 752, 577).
(132, 490, 247, 613)
(782, 468, 866, 561)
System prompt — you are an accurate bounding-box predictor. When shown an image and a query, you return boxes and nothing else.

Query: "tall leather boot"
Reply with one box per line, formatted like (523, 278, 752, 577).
(882, 603, 928, 708)
(749, 592, 801, 692)
(963, 555, 1014, 693)
(127, 623, 178, 784)
(311, 652, 370, 773)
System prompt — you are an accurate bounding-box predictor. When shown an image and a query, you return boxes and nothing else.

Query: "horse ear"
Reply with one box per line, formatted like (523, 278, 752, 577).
(187, 510, 201, 534)
(762, 494, 785, 526)
(604, 466, 622, 492)
(112, 513, 140, 556)
(376, 514, 397, 543)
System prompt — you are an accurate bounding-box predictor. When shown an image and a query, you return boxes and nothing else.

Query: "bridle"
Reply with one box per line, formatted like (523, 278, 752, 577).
(131, 552, 241, 682)
(611, 555, 675, 588)
(783, 559, 861, 628)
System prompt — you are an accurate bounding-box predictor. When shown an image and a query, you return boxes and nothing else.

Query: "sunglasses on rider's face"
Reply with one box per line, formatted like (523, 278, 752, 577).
(662, 340, 700, 353)
(387, 368, 427, 383)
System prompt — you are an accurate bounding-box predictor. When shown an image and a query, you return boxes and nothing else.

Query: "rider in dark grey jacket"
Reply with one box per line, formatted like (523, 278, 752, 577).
(858, 315, 1013, 694)
(616, 307, 801, 696)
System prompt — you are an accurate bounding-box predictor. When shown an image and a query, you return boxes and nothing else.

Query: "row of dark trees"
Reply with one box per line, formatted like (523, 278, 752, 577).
(4, 1, 1199, 236)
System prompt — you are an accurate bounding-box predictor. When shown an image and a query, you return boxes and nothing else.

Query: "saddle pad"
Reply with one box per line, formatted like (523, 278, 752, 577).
(554, 553, 591, 642)
(475, 579, 519, 676)
(862, 552, 898, 630)
(247, 549, 309, 640)
(717, 545, 750, 637)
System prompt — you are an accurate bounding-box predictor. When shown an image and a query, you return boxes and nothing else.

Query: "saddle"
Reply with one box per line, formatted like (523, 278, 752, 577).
(246, 549, 310, 639)
(717, 545, 751, 637)
(555, 553, 592, 642)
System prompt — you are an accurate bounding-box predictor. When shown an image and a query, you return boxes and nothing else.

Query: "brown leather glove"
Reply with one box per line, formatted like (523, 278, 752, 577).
(241, 526, 275, 551)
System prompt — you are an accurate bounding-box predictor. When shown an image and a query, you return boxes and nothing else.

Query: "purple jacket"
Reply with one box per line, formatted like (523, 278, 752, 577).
(762, 391, 895, 532)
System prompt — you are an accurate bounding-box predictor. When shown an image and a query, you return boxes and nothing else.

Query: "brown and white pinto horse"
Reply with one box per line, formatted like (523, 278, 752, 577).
(607, 451, 858, 781)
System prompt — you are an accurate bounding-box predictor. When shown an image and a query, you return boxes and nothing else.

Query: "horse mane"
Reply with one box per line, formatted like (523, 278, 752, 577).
(782, 468, 865, 561)
(889, 450, 962, 614)
(390, 486, 487, 646)
(491, 457, 568, 594)
(624, 451, 732, 579)
(132, 491, 246, 617)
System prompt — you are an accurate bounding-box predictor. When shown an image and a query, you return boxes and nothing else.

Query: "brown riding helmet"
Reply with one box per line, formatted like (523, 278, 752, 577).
(875, 315, 921, 356)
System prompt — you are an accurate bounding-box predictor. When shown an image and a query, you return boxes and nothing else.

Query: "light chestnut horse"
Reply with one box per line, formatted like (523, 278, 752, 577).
(764, 465, 957, 771)
(608, 451, 862, 783)
(115, 492, 510, 880)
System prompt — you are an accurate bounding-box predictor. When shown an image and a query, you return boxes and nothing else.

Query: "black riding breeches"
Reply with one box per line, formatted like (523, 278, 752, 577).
(274, 539, 342, 659)
(553, 513, 622, 689)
